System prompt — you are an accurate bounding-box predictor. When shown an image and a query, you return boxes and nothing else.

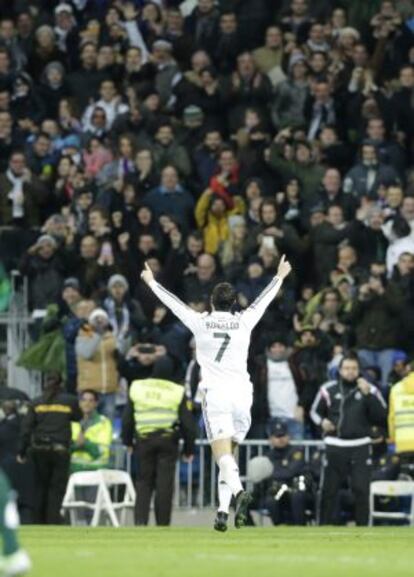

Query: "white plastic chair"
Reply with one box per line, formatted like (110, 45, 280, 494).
(62, 469, 136, 527)
(369, 481, 414, 526)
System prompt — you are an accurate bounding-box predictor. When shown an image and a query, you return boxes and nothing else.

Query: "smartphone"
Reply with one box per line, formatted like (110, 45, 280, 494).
(100, 242, 113, 259)
(261, 235, 275, 250)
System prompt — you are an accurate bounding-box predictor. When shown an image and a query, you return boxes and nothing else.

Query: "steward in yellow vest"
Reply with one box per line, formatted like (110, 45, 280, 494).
(71, 390, 113, 473)
(388, 371, 414, 454)
(122, 361, 196, 526)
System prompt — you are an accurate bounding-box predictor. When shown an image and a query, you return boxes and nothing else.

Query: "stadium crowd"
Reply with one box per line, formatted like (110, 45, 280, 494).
(0, 0, 414, 525)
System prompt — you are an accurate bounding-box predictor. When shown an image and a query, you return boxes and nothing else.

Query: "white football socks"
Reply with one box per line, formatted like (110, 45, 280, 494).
(218, 454, 243, 497)
(217, 469, 233, 514)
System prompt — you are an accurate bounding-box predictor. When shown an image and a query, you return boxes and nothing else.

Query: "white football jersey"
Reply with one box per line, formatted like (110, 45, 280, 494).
(148, 277, 282, 396)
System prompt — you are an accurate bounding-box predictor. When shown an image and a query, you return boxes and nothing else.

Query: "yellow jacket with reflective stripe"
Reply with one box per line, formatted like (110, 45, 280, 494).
(129, 378, 184, 436)
(388, 372, 414, 453)
(71, 414, 112, 471)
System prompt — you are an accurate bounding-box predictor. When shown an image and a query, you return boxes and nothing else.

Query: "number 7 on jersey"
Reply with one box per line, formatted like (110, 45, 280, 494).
(213, 332, 231, 362)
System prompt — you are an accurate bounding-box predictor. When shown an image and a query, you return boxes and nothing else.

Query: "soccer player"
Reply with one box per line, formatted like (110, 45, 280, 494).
(141, 255, 292, 531)
(0, 468, 31, 576)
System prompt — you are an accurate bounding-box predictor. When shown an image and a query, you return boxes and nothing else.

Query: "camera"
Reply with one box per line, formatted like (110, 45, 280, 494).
(138, 345, 156, 354)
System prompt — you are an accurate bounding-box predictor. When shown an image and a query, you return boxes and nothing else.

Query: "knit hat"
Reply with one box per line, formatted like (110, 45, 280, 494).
(63, 277, 80, 291)
(88, 308, 109, 324)
(55, 3, 73, 15)
(107, 274, 129, 291)
(37, 234, 57, 248)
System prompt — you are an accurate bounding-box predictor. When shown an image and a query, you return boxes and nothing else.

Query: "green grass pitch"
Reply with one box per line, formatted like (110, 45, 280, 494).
(21, 526, 414, 577)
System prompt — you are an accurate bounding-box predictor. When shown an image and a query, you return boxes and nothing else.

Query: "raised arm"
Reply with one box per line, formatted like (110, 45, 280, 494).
(141, 262, 199, 332)
(241, 255, 292, 329)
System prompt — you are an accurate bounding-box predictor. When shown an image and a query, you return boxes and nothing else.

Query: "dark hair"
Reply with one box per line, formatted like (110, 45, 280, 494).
(43, 372, 62, 401)
(339, 351, 360, 368)
(80, 389, 99, 402)
(211, 282, 236, 312)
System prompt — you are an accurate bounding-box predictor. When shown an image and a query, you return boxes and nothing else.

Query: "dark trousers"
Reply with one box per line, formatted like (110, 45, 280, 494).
(135, 433, 178, 526)
(320, 444, 371, 526)
(266, 491, 307, 525)
(31, 449, 70, 524)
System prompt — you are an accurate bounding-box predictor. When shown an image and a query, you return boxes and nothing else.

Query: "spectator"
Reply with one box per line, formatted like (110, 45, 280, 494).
(144, 166, 195, 232)
(151, 123, 191, 178)
(19, 235, 66, 311)
(343, 142, 400, 199)
(253, 26, 285, 87)
(0, 151, 48, 227)
(350, 275, 403, 391)
(183, 253, 219, 305)
(75, 308, 119, 419)
(252, 336, 304, 439)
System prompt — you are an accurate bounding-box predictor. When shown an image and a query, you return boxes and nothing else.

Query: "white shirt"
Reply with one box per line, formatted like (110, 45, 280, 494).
(267, 359, 298, 418)
(149, 277, 282, 398)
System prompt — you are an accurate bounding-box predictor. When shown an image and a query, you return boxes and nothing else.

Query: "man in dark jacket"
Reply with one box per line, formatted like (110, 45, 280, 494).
(350, 275, 403, 391)
(18, 372, 81, 524)
(19, 235, 67, 311)
(311, 353, 387, 525)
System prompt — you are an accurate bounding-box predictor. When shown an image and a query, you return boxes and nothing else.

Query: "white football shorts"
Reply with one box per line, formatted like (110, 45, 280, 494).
(201, 389, 252, 443)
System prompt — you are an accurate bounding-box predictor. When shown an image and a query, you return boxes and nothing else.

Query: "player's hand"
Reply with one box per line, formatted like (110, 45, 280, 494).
(276, 254, 292, 280)
(183, 454, 194, 464)
(141, 261, 154, 285)
(357, 377, 371, 396)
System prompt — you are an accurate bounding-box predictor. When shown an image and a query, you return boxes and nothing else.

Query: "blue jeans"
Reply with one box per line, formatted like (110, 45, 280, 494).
(357, 349, 395, 392)
(98, 393, 116, 421)
(267, 417, 304, 440)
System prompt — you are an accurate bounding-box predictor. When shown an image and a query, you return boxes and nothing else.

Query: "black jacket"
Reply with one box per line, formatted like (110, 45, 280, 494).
(19, 391, 81, 457)
(268, 445, 306, 483)
(310, 379, 387, 442)
(121, 393, 196, 456)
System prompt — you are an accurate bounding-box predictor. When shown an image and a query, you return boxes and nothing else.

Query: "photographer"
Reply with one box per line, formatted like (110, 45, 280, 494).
(350, 274, 403, 391)
(311, 352, 387, 525)
(118, 338, 174, 385)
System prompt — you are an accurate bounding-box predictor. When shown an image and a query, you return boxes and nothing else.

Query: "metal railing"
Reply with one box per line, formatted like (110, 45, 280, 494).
(111, 438, 324, 510)
(173, 439, 324, 510)
(0, 271, 40, 396)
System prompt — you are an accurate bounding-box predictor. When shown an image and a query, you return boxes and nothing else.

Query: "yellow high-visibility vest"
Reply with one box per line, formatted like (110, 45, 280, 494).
(71, 414, 112, 470)
(129, 378, 184, 436)
(389, 372, 414, 454)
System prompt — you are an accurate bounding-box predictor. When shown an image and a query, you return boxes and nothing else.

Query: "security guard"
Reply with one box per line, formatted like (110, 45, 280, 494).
(311, 352, 387, 526)
(71, 390, 113, 472)
(122, 361, 196, 526)
(388, 369, 414, 473)
(247, 422, 308, 525)
(18, 372, 81, 524)
(264, 422, 307, 525)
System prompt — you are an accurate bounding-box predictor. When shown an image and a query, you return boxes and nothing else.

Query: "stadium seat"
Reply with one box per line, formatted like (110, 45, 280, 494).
(62, 469, 136, 527)
(369, 481, 414, 526)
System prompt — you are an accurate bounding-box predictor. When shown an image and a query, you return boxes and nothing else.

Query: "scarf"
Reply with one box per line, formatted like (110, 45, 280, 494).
(6, 169, 24, 218)
(104, 297, 130, 343)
